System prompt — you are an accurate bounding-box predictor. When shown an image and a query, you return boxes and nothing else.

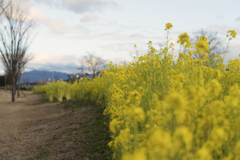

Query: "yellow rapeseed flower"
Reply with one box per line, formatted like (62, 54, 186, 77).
(227, 30, 237, 39)
(109, 119, 119, 133)
(122, 148, 147, 160)
(212, 53, 217, 58)
(179, 52, 184, 58)
(195, 39, 210, 54)
(37, 23, 240, 160)
(165, 22, 173, 30)
(177, 32, 192, 48)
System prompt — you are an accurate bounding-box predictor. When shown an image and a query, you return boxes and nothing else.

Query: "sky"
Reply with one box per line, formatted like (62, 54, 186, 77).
(0, 0, 240, 74)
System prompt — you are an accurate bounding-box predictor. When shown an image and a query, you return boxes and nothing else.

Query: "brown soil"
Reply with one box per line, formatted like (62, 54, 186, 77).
(0, 90, 94, 160)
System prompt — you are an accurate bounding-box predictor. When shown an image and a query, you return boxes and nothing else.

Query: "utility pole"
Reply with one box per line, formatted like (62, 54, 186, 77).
(52, 71, 54, 82)
(79, 66, 84, 78)
(43, 72, 45, 82)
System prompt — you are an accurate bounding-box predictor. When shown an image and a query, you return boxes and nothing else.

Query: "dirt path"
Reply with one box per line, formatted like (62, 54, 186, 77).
(0, 90, 98, 160)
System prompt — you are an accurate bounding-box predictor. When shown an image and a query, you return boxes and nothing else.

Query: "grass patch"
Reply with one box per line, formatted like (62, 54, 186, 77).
(71, 105, 82, 109)
(34, 96, 112, 159)
(52, 135, 60, 140)
(71, 101, 112, 159)
(56, 112, 72, 119)
(35, 147, 50, 159)
(46, 101, 112, 159)
(68, 122, 75, 125)
(33, 93, 61, 105)
(32, 95, 49, 105)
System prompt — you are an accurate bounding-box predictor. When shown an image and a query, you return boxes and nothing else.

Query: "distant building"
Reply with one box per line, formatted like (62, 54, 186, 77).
(37, 80, 51, 85)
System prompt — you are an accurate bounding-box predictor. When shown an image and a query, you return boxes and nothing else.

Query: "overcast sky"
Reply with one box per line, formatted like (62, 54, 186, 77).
(0, 0, 240, 74)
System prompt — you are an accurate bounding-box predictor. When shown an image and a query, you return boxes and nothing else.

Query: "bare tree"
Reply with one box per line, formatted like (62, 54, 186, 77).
(17, 55, 33, 97)
(80, 53, 107, 79)
(78, 65, 85, 78)
(0, 0, 10, 89)
(22, 76, 29, 85)
(0, 0, 10, 15)
(191, 29, 225, 56)
(0, 1, 34, 102)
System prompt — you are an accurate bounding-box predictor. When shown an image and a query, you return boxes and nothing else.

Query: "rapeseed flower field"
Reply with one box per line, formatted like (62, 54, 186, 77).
(34, 23, 240, 160)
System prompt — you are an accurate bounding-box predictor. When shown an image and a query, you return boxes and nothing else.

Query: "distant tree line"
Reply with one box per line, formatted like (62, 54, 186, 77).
(0, 75, 9, 86)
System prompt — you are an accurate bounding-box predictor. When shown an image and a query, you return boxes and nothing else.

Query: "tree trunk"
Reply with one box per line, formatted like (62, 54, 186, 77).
(5, 74, 6, 91)
(12, 76, 15, 102)
(17, 73, 21, 97)
(93, 71, 96, 79)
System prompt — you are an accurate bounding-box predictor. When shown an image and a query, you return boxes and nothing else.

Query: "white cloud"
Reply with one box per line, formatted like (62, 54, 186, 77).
(102, 44, 121, 51)
(81, 13, 98, 22)
(31, 52, 81, 65)
(45, 18, 67, 34)
(1, 1, 67, 34)
(228, 42, 240, 55)
(27, 62, 79, 73)
(100, 42, 135, 52)
(28, 7, 47, 22)
(236, 17, 240, 22)
(28, 7, 67, 34)
(103, 57, 130, 65)
(216, 16, 225, 20)
(25, 52, 123, 73)
(0, 0, 34, 21)
(26, 52, 82, 73)
(17, 0, 34, 13)
(33, 0, 59, 7)
(32, 0, 122, 14)
(208, 24, 231, 34)
(61, 0, 120, 14)
(129, 33, 145, 39)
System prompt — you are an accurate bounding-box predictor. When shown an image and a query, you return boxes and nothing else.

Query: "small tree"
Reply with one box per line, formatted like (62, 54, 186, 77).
(0, 0, 34, 102)
(22, 76, 29, 85)
(191, 29, 225, 56)
(80, 53, 107, 78)
(16, 55, 33, 97)
(78, 65, 85, 78)
(189, 29, 226, 67)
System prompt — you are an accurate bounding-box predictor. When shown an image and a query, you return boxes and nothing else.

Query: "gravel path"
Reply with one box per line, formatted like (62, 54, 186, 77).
(0, 91, 91, 159)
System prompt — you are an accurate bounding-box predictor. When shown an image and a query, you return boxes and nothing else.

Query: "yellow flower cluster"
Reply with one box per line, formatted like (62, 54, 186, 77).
(227, 30, 237, 40)
(34, 23, 239, 160)
(177, 32, 192, 48)
(165, 23, 173, 30)
(195, 36, 210, 55)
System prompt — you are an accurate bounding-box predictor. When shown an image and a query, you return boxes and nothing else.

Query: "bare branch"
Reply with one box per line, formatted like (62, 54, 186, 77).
(191, 28, 225, 56)
(79, 53, 107, 78)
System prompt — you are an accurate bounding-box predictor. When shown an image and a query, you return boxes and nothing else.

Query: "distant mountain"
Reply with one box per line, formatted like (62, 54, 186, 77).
(20, 70, 90, 83)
